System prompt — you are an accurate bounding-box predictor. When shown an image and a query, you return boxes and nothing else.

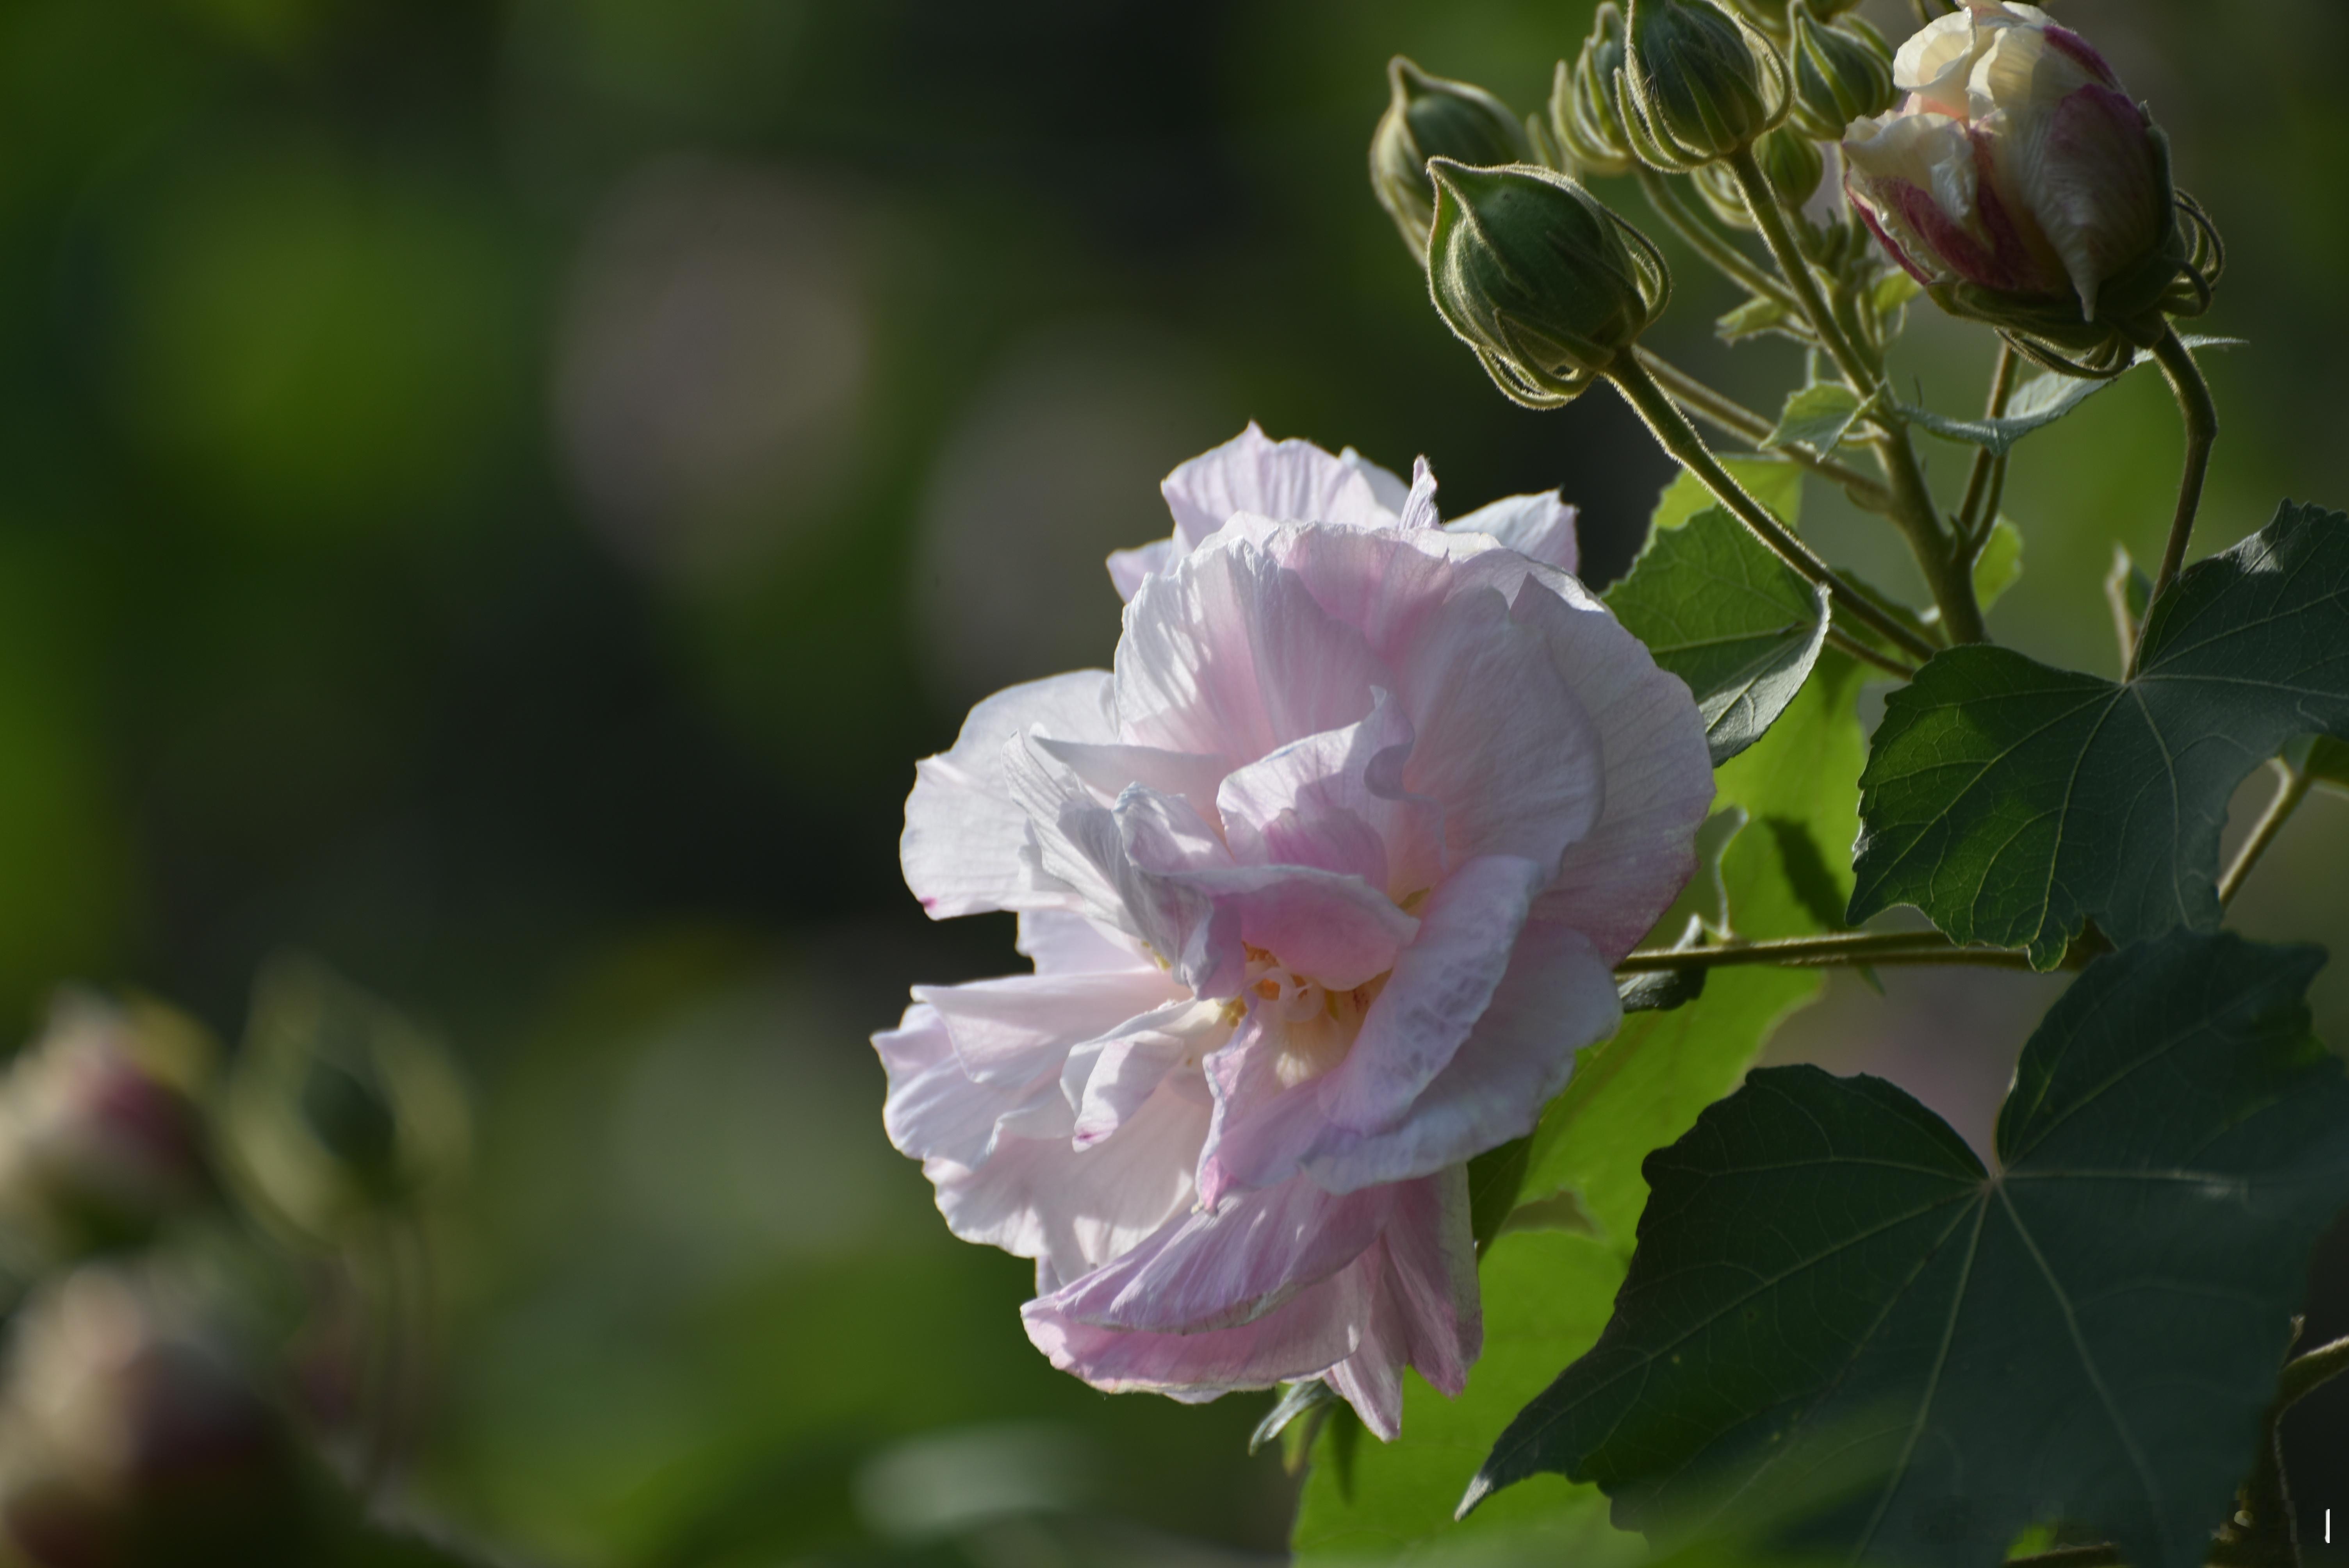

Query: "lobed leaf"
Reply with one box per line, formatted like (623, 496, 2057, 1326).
(1902, 337, 2243, 459)
(1608, 507, 1830, 766)
(1850, 499, 2349, 966)
(1469, 931, 2349, 1568)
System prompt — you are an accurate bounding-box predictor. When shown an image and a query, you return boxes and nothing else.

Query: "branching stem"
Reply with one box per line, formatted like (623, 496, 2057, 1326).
(1636, 350, 1894, 508)
(1607, 355, 1941, 665)
(2133, 326, 2219, 674)
(2219, 759, 2314, 906)
(1633, 164, 1800, 318)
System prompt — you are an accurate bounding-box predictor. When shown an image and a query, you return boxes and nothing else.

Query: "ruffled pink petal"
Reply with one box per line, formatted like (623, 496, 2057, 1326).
(1445, 492, 1580, 576)
(1106, 538, 1176, 604)
(1215, 688, 1441, 895)
(1197, 854, 1547, 1204)
(902, 671, 1115, 918)
(914, 969, 1187, 1087)
(934, 1077, 1213, 1286)
(876, 1002, 1039, 1170)
(1300, 920, 1617, 1194)
(1115, 535, 1391, 763)
(1322, 1170, 1481, 1436)
(1337, 447, 1412, 513)
(1023, 1247, 1375, 1401)
(1037, 1176, 1395, 1335)
(1160, 424, 1397, 549)
(1031, 738, 1233, 834)
(1064, 1000, 1229, 1147)
(1518, 589, 1717, 961)
(1014, 911, 1155, 976)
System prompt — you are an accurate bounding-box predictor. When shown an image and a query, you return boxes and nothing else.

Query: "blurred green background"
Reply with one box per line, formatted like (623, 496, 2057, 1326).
(1, 0, 2345, 1561)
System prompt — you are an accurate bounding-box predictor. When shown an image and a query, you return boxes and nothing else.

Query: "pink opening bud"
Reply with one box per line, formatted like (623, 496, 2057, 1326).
(1841, 2, 2191, 344)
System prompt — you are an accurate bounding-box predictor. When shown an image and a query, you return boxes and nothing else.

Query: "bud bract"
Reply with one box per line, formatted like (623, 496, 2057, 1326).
(0, 1264, 322, 1567)
(1618, 0, 1789, 172)
(224, 958, 469, 1244)
(1426, 160, 1669, 406)
(0, 998, 212, 1270)
(1842, 3, 2219, 369)
(1716, 0, 1867, 41)
(1369, 57, 1530, 257)
(1694, 124, 1825, 232)
(1786, 2, 1896, 142)
(1549, 4, 1636, 178)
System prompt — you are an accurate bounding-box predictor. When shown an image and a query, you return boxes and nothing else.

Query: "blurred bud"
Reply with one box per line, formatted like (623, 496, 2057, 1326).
(1548, 4, 1636, 178)
(1426, 160, 1669, 407)
(1369, 57, 1530, 257)
(1843, 3, 2220, 370)
(225, 959, 469, 1243)
(1693, 124, 1824, 232)
(1786, 3, 1896, 141)
(0, 1264, 322, 1567)
(0, 999, 212, 1271)
(1617, 0, 1789, 172)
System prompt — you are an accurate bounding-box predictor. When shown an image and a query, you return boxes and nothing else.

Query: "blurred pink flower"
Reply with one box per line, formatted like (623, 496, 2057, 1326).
(1843, 2, 2164, 320)
(877, 428, 1711, 1436)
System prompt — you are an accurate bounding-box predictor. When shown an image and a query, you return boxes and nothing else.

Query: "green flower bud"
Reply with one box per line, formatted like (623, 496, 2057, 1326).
(1618, 0, 1789, 172)
(1425, 160, 1669, 407)
(1717, 0, 1866, 38)
(1369, 57, 1530, 257)
(1548, 4, 1636, 178)
(1693, 123, 1825, 231)
(1785, 2, 1895, 142)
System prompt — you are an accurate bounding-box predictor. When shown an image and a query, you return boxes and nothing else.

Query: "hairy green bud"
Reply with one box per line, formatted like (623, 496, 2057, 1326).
(1715, 0, 1868, 39)
(1786, 2, 1895, 142)
(1549, 3, 1636, 178)
(1369, 57, 1530, 257)
(1618, 0, 1790, 171)
(1426, 160, 1668, 406)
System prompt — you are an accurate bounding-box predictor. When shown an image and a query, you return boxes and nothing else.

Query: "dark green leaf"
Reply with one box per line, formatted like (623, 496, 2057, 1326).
(2295, 733, 2349, 796)
(1251, 1378, 1338, 1456)
(1608, 507, 1830, 765)
(1902, 337, 2243, 458)
(1469, 931, 2349, 1568)
(1850, 500, 2349, 966)
(1762, 382, 1870, 460)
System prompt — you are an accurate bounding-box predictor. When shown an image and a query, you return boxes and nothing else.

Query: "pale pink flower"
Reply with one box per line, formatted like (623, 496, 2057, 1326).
(1842, 3, 2165, 320)
(877, 427, 1711, 1435)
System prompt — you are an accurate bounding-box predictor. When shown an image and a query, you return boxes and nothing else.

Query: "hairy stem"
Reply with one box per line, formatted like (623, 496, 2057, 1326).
(2219, 760, 2315, 906)
(1608, 355, 1941, 665)
(1826, 625, 1919, 679)
(1617, 930, 2036, 973)
(2277, 1333, 2349, 1411)
(1633, 163, 1800, 317)
(2134, 326, 2220, 673)
(1726, 148, 1874, 392)
(1958, 341, 2021, 542)
(1636, 350, 1894, 508)
(1725, 146, 1986, 645)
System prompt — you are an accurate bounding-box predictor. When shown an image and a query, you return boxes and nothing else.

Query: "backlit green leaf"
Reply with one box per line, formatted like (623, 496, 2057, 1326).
(1607, 507, 1830, 765)
(1901, 337, 2243, 458)
(1762, 382, 1870, 460)
(1469, 931, 2349, 1568)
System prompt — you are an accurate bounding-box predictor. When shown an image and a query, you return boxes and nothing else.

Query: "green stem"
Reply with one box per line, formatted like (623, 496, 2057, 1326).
(1826, 625, 1919, 679)
(1633, 163, 1801, 317)
(1607, 355, 1941, 665)
(1958, 342, 2021, 542)
(1725, 146, 1986, 645)
(2219, 760, 2314, 906)
(2276, 1332, 2349, 1412)
(2134, 326, 2220, 673)
(1725, 148, 1875, 394)
(1634, 349, 1894, 509)
(1617, 930, 2034, 973)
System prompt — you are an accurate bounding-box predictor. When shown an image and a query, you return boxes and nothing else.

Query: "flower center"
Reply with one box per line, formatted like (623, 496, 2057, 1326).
(1239, 947, 1385, 1090)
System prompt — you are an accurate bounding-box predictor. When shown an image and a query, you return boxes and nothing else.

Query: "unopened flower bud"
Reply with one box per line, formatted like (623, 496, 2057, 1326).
(1843, 3, 2220, 369)
(1549, 4, 1636, 178)
(1426, 160, 1669, 406)
(0, 1264, 323, 1567)
(225, 958, 469, 1243)
(1618, 0, 1789, 172)
(1716, 0, 1866, 41)
(1786, 2, 1896, 142)
(1693, 124, 1825, 232)
(0, 998, 212, 1270)
(1369, 57, 1530, 257)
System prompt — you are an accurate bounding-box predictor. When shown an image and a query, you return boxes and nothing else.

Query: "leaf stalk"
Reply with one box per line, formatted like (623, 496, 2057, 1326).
(2134, 326, 2220, 674)
(2219, 759, 2315, 907)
